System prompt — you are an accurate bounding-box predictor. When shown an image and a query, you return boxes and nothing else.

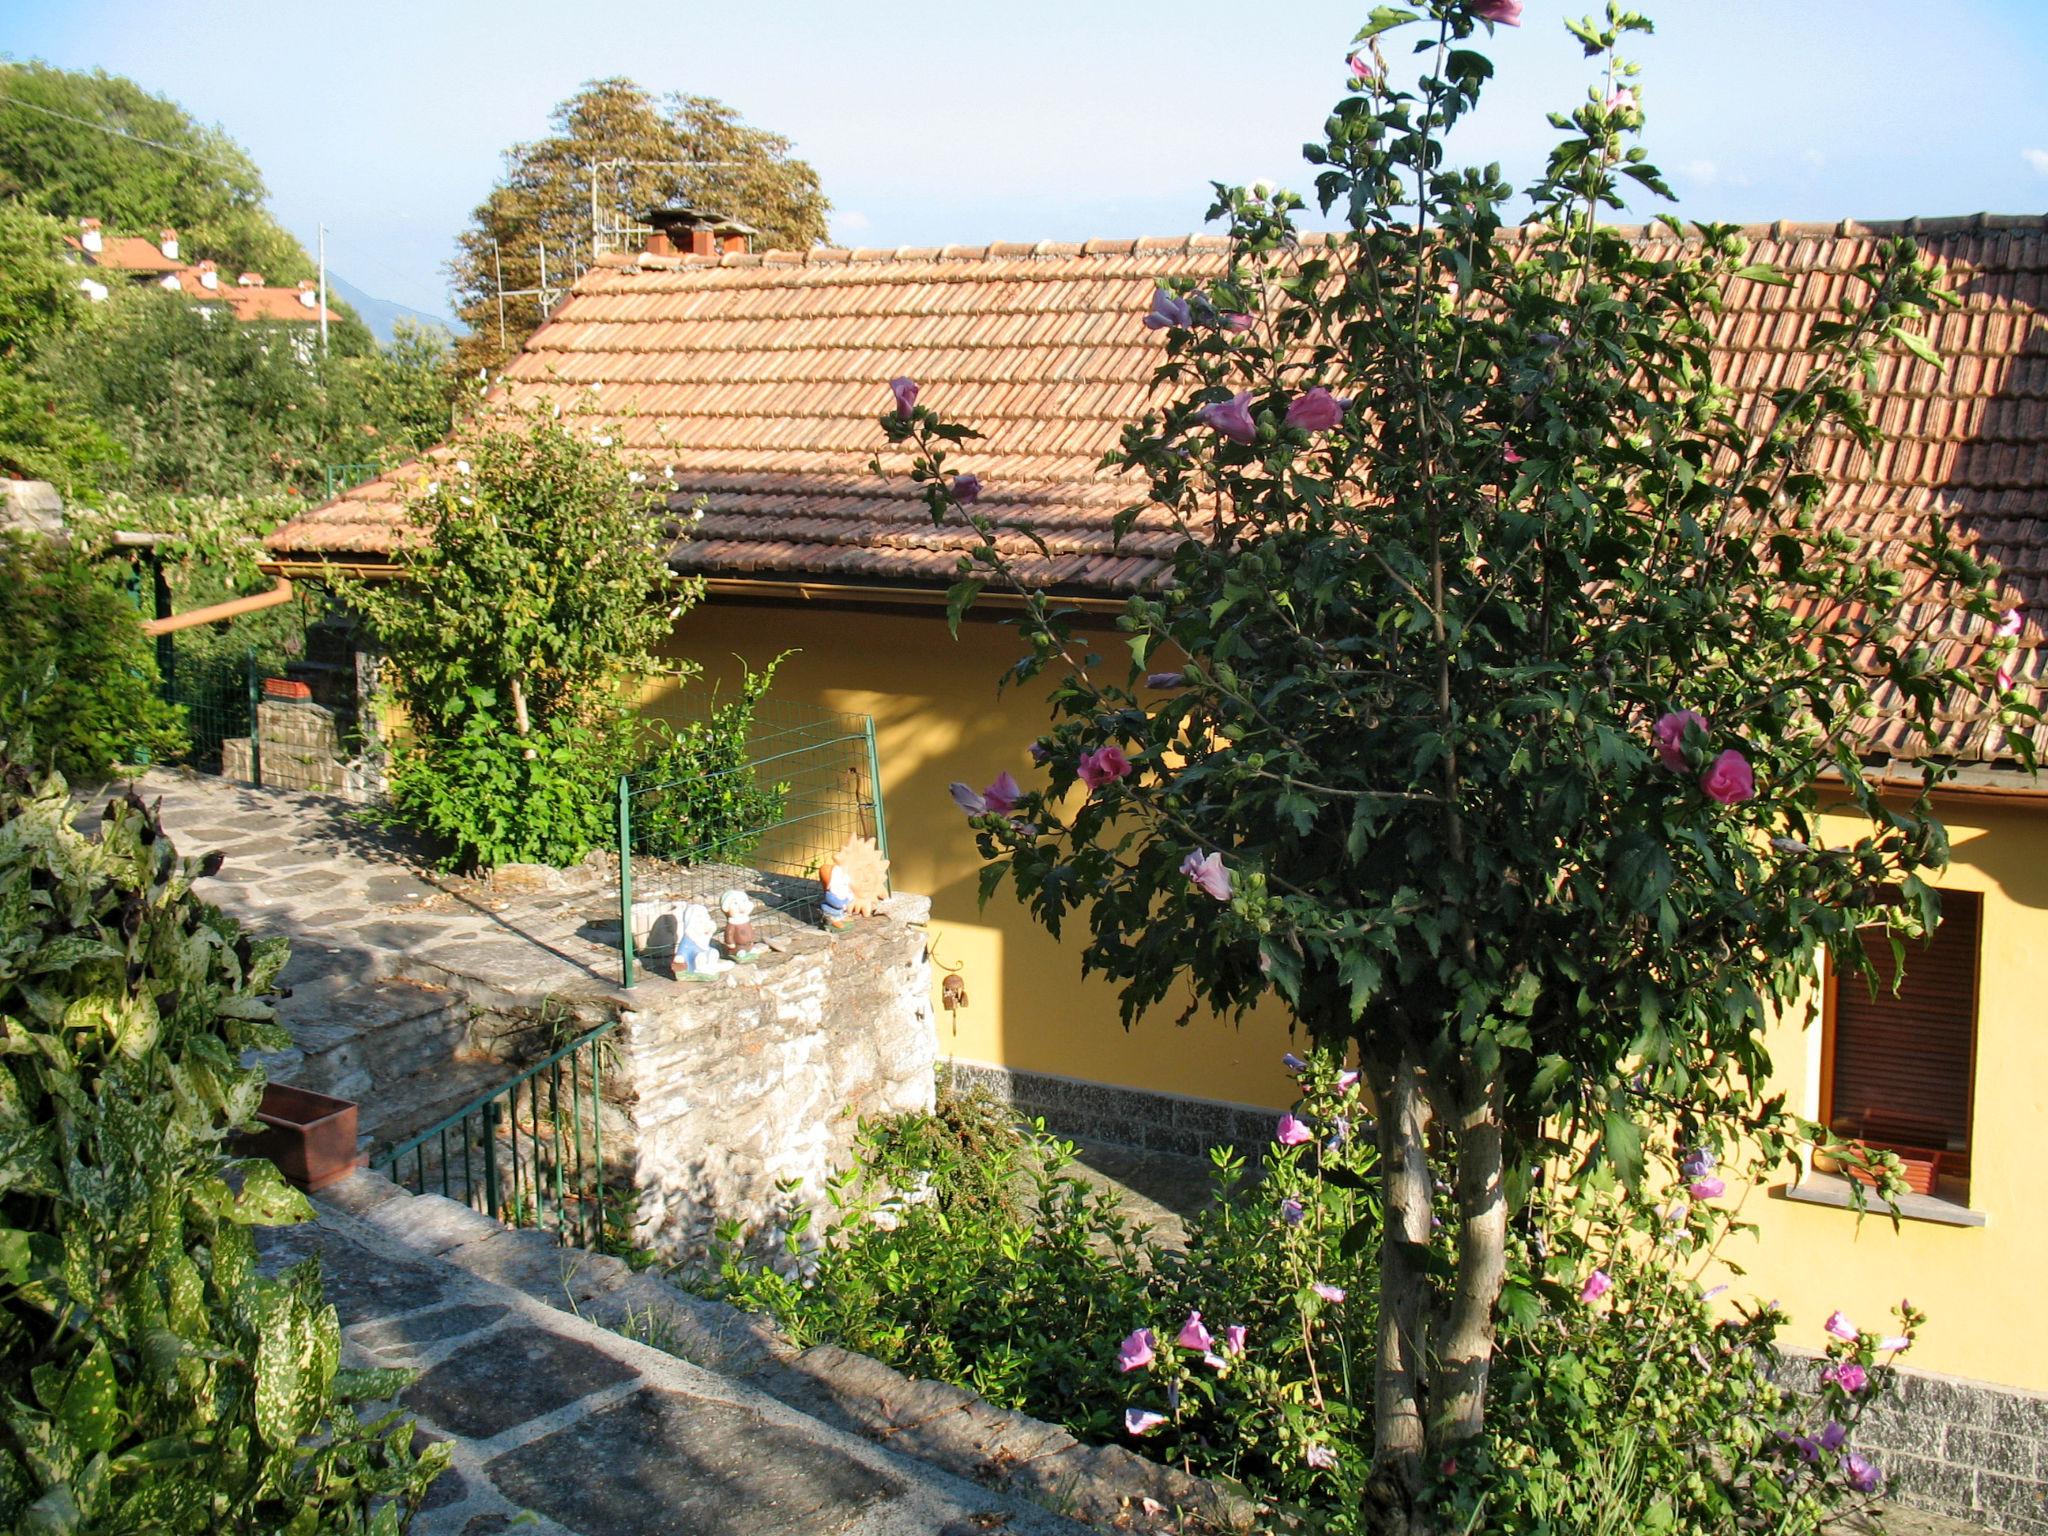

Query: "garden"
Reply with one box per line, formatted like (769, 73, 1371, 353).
(710, 0, 2026, 1531)
(0, 0, 2036, 1531)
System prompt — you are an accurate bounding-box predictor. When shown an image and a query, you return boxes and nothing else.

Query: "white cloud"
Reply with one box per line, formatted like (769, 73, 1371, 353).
(2024, 149, 2048, 177)
(832, 209, 874, 239)
(1683, 158, 1721, 185)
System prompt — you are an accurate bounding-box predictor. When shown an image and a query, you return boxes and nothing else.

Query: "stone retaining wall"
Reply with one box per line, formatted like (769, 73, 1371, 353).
(616, 893, 937, 1258)
(1779, 1353, 2048, 1532)
(942, 1058, 1276, 1157)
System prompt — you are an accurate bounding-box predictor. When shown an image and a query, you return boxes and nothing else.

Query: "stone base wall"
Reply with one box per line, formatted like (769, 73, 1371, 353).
(616, 893, 937, 1258)
(1780, 1353, 2048, 1532)
(220, 698, 381, 801)
(941, 1058, 1276, 1158)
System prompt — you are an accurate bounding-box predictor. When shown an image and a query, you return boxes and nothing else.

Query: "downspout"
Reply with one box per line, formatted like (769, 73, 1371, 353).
(142, 576, 294, 636)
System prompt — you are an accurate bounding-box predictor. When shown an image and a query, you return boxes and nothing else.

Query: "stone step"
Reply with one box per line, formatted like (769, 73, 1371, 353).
(262, 1175, 1110, 1536)
(318, 1174, 1253, 1534)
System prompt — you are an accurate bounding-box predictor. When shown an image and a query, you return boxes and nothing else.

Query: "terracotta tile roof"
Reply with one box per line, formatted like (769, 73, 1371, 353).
(267, 216, 2048, 767)
(165, 269, 337, 323)
(65, 233, 182, 273)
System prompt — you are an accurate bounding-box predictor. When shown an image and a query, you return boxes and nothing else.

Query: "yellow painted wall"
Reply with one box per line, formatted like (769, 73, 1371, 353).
(1721, 795, 2048, 1393)
(658, 598, 1305, 1110)
(663, 596, 2048, 1392)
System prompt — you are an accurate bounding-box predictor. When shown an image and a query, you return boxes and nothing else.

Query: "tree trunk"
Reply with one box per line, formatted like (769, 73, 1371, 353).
(1433, 1062, 1508, 1446)
(1368, 1049, 1436, 1529)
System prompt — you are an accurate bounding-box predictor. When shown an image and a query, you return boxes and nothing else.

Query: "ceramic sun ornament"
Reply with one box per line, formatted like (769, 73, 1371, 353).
(818, 835, 888, 931)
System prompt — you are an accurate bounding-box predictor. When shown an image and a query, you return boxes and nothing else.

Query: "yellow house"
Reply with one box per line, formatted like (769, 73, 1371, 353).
(269, 214, 2048, 1520)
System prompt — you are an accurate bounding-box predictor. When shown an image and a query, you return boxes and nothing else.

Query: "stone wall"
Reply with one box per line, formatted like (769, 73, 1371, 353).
(221, 697, 381, 801)
(1779, 1353, 2048, 1532)
(614, 892, 937, 1258)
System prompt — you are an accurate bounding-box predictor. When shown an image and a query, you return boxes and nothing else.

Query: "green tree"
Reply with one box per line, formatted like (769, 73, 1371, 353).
(0, 534, 185, 781)
(892, 4, 2031, 1526)
(0, 61, 312, 283)
(40, 289, 448, 498)
(342, 398, 701, 867)
(448, 78, 830, 375)
(0, 200, 122, 488)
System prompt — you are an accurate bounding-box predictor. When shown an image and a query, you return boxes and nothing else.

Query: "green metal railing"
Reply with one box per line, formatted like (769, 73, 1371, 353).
(616, 697, 889, 988)
(323, 462, 382, 500)
(371, 1019, 620, 1250)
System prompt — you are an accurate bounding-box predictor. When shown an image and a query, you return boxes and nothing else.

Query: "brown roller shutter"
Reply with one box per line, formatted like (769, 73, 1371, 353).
(1825, 891, 1980, 1171)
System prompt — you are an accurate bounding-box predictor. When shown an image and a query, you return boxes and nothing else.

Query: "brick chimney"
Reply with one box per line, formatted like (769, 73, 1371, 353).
(197, 260, 219, 291)
(79, 217, 103, 255)
(643, 204, 723, 259)
(159, 227, 179, 261)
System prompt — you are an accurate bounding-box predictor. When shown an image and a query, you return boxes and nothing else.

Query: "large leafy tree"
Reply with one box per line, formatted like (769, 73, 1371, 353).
(0, 61, 316, 283)
(41, 291, 448, 498)
(0, 200, 120, 488)
(448, 78, 830, 375)
(892, 3, 2031, 1527)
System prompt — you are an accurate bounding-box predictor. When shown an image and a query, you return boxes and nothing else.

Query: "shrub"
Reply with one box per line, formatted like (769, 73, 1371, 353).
(709, 1061, 1383, 1518)
(343, 400, 705, 870)
(0, 534, 185, 782)
(387, 700, 628, 871)
(633, 659, 790, 865)
(0, 766, 448, 1530)
(709, 1054, 1914, 1535)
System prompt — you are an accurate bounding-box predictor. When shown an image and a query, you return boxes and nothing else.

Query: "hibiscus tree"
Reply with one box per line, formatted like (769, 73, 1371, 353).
(886, 2, 2030, 1525)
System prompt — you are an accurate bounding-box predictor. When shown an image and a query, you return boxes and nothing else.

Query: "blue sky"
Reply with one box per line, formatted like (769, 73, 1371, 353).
(5, 0, 2047, 320)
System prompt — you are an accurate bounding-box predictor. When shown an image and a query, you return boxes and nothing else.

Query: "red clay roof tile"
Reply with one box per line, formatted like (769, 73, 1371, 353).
(269, 217, 2048, 765)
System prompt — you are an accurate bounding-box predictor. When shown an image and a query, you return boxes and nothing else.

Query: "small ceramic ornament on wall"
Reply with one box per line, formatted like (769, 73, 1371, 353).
(676, 903, 729, 977)
(720, 888, 765, 960)
(818, 836, 888, 931)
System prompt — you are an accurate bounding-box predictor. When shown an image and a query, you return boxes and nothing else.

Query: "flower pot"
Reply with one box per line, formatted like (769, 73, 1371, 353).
(1824, 1142, 1943, 1197)
(241, 1083, 361, 1192)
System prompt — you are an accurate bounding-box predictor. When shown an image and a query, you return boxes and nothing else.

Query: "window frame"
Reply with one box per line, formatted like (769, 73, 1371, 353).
(1819, 890, 1983, 1198)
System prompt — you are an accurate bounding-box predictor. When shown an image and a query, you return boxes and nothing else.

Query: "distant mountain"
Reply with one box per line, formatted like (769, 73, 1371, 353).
(325, 272, 463, 345)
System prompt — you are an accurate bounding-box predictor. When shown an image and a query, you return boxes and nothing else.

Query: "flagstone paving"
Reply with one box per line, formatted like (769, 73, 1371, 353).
(258, 1176, 1102, 1536)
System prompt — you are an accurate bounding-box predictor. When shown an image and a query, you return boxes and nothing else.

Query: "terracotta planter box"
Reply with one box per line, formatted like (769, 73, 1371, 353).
(242, 1084, 360, 1192)
(1824, 1142, 1944, 1197)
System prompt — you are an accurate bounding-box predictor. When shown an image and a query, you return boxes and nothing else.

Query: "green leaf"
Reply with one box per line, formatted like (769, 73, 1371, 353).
(1895, 329, 1946, 371)
(1601, 1109, 1645, 1193)
(944, 579, 984, 638)
(57, 1344, 119, 1460)
(1730, 263, 1791, 287)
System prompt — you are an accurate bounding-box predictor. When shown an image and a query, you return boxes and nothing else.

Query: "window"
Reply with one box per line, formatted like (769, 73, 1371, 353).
(1822, 891, 1981, 1204)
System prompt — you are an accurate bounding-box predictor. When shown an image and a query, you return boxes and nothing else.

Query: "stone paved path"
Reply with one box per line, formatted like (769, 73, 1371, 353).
(103, 770, 719, 1145)
(261, 1175, 1101, 1536)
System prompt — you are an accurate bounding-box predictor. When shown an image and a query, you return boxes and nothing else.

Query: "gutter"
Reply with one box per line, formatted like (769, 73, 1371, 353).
(257, 561, 1135, 616)
(143, 575, 293, 636)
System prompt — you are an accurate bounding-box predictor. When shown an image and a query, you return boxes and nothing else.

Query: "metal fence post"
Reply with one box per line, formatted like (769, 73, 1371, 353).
(863, 715, 891, 887)
(617, 774, 636, 989)
(245, 650, 263, 787)
(482, 1101, 502, 1218)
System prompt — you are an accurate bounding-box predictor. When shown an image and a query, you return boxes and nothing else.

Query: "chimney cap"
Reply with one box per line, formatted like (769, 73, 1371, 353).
(159, 226, 177, 238)
(297, 278, 315, 290)
(237, 272, 264, 286)
(644, 202, 723, 233)
(198, 259, 217, 270)
(80, 217, 101, 230)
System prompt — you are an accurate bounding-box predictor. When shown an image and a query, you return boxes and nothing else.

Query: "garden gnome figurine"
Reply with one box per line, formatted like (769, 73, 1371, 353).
(720, 888, 763, 959)
(676, 903, 729, 976)
(819, 864, 856, 931)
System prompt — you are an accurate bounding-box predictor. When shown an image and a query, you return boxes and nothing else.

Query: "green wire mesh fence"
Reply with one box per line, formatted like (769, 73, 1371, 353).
(370, 1019, 620, 1250)
(616, 694, 889, 987)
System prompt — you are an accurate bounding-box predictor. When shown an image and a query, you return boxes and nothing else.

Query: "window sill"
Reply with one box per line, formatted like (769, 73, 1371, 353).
(1775, 1172, 1987, 1228)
